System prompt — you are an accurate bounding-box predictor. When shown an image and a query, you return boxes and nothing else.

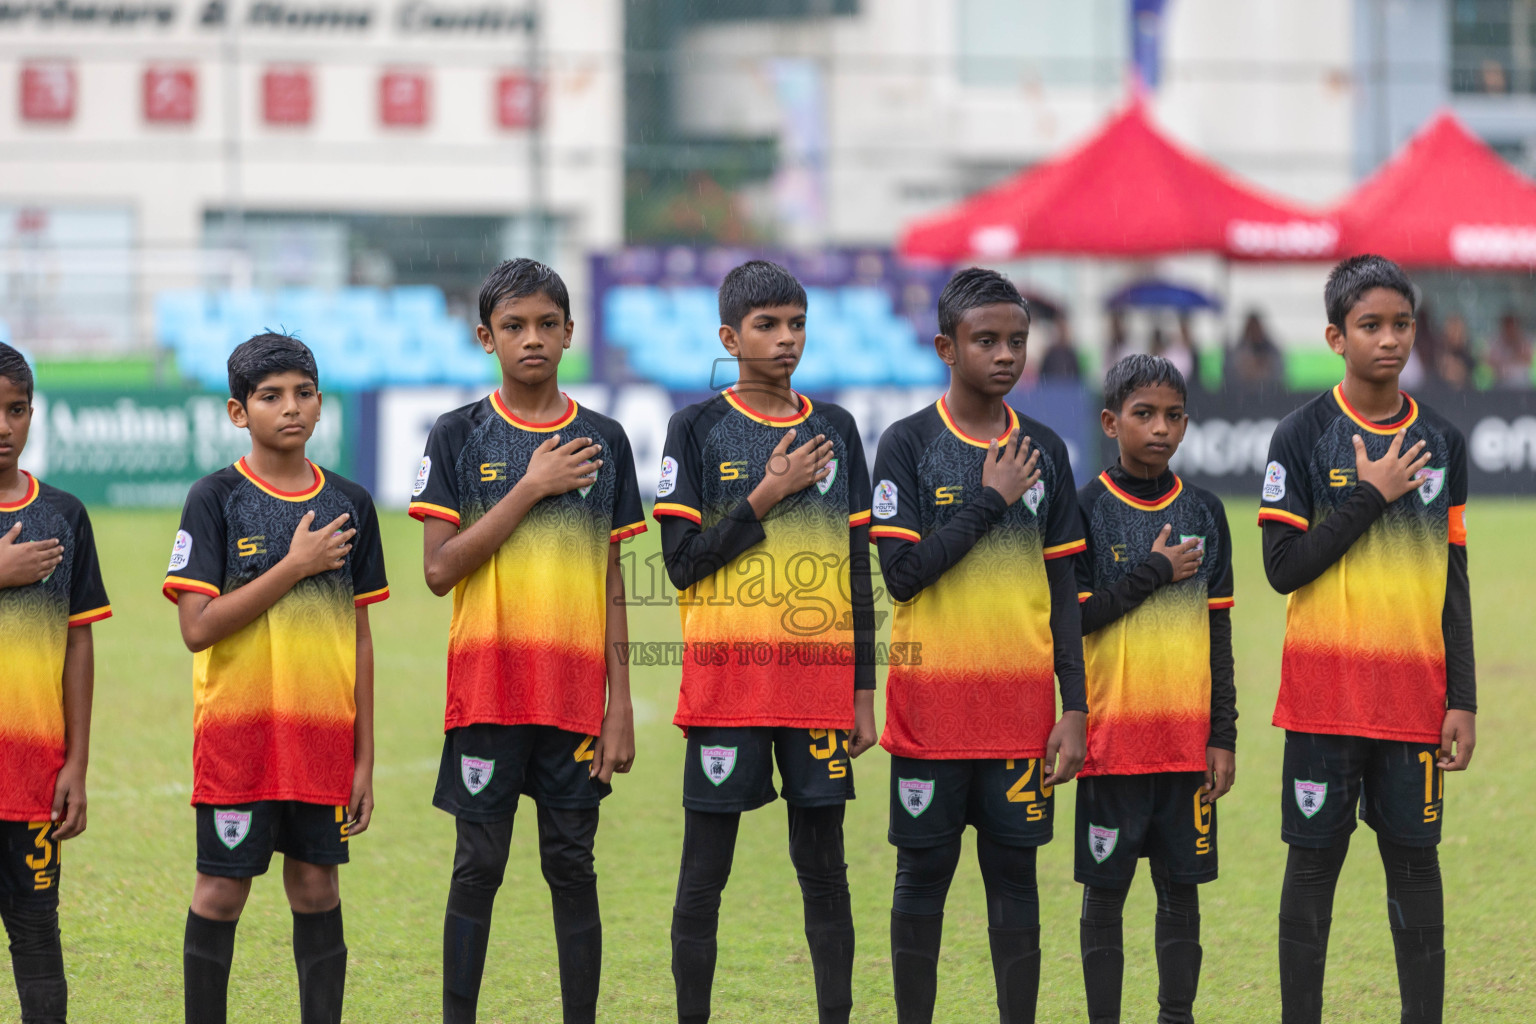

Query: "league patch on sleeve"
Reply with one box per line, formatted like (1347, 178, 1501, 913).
(1262, 461, 1286, 502)
(413, 456, 431, 497)
(872, 479, 899, 519)
(657, 456, 679, 498)
(168, 529, 193, 572)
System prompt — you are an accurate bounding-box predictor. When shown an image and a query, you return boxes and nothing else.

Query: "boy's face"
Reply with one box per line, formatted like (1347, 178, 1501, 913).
(937, 303, 1029, 398)
(720, 304, 806, 386)
(1102, 383, 1187, 477)
(476, 292, 572, 388)
(1326, 287, 1415, 386)
(0, 376, 31, 475)
(228, 371, 321, 453)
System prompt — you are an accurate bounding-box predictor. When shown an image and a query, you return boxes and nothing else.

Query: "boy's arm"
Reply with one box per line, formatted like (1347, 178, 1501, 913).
(846, 424, 877, 756)
(51, 624, 94, 840)
(593, 542, 635, 784)
(1079, 552, 1174, 634)
(349, 606, 375, 835)
(421, 434, 601, 596)
(1040, 443, 1087, 787)
(874, 493, 1009, 602)
(1439, 439, 1475, 771)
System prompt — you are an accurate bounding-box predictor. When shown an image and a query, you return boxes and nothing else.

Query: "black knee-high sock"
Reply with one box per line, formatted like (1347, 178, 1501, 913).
(2, 897, 66, 1024)
(672, 810, 740, 1024)
(1278, 840, 1349, 1024)
(788, 804, 854, 1024)
(1150, 861, 1201, 1024)
(292, 905, 346, 1024)
(977, 836, 1040, 1024)
(891, 841, 960, 1024)
(538, 804, 603, 1024)
(1080, 885, 1129, 1024)
(1379, 837, 1444, 1024)
(183, 909, 237, 1024)
(445, 817, 514, 1024)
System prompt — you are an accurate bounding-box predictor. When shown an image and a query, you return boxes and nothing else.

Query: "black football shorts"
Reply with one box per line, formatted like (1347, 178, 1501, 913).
(887, 756, 1055, 849)
(195, 801, 351, 878)
(1074, 771, 1216, 887)
(434, 723, 611, 822)
(1281, 731, 1444, 848)
(682, 726, 854, 813)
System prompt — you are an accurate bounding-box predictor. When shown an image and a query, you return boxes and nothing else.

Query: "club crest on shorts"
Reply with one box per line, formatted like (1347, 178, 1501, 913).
(1417, 466, 1445, 505)
(1088, 824, 1119, 863)
(701, 746, 737, 785)
(817, 458, 839, 495)
(898, 778, 934, 818)
(1023, 480, 1045, 515)
(1294, 779, 1327, 818)
(214, 810, 252, 850)
(461, 756, 495, 796)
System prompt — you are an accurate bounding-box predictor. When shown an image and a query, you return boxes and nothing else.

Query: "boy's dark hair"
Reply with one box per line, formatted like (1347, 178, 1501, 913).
(479, 258, 571, 327)
(0, 342, 34, 401)
(227, 333, 319, 403)
(1103, 353, 1187, 412)
(1325, 254, 1416, 328)
(718, 260, 807, 329)
(937, 267, 1030, 338)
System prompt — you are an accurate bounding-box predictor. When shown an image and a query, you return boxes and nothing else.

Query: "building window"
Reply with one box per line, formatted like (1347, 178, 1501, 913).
(1452, 0, 1536, 94)
(957, 0, 1127, 88)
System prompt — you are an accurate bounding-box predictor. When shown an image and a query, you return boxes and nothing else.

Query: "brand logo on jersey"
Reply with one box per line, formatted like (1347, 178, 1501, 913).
(1294, 780, 1327, 818)
(1111, 543, 1127, 563)
(1179, 534, 1206, 554)
(461, 756, 495, 796)
(816, 458, 838, 495)
(214, 810, 252, 850)
(657, 456, 679, 498)
(898, 778, 935, 817)
(934, 485, 962, 505)
(479, 462, 506, 483)
(873, 479, 898, 519)
(1023, 479, 1045, 515)
(1329, 468, 1356, 488)
(719, 461, 748, 482)
(413, 456, 431, 497)
(1088, 824, 1119, 863)
(168, 529, 193, 571)
(237, 535, 266, 558)
(701, 746, 737, 785)
(1417, 466, 1446, 505)
(1262, 461, 1286, 502)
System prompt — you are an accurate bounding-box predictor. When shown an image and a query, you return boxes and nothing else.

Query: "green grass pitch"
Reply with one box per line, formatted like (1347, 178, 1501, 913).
(5, 500, 1533, 1022)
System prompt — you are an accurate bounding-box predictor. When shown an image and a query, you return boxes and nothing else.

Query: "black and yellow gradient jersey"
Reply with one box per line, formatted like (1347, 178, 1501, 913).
(0, 473, 110, 820)
(1259, 385, 1473, 743)
(654, 386, 874, 730)
(163, 458, 388, 806)
(1076, 466, 1235, 776)
(869, 398, 1087, 760)
(410, 392, 646, 737)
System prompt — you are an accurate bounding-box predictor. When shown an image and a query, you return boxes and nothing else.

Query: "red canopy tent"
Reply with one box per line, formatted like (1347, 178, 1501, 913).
(898, 101, 1337, 263)
(1330, 110, 1536, 267)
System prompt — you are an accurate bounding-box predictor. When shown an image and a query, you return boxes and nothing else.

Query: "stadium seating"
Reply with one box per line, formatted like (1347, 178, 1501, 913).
(153, 287, 495, 390)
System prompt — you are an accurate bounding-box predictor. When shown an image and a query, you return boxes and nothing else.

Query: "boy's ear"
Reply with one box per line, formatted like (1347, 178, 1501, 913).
(718, 324, 741, 356)
(475, 323, 496, 354)
(1324, 322, 1347, 356)
(1101, 408, 1119, 439)
(934, 333, 956, 366)
(226, 398, 248, 429)
(563, 317, 574, 348)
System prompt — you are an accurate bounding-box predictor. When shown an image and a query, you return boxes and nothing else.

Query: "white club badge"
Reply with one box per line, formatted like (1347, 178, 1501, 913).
(700, 746, 737, 786)
(461, 756, 495, 796)
(1088, 824, 1119, 863)
(1294, 780, 1327, 819)
(817, 457, 839, 496)
(214, 809, 252, 850)
(1023, 480, 1045, 515)
(898, 778, 934, 818)
(1417, 467, 1445, 505)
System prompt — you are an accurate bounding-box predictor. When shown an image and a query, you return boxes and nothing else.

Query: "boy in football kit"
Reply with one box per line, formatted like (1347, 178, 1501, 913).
(0, 342, 110, 1023)
(869, 267, 1087, 1024)
(1074, 355, 1236, 1024)
(411, 259, 645, 1024)
(1260, 256, 1475, 1024)
(654, 260, 876, 1024)
(165, 334, 388, 1024)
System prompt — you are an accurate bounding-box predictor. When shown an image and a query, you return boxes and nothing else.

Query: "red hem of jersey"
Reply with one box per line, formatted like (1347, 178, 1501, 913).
(445, 713, 604, 737)
(0, 807, 57, 822)
(189, 789, 353, 807)
(1270, 716, 1443, 745)
(674, 714, 857, 731)
(1078, 761, 1210, 777)
(879, 743, 1047, 760)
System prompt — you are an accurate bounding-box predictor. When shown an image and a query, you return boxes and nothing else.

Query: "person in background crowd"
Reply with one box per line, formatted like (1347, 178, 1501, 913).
(1039, 319, 1084, 382)
(1149, 317, 1198, 385)
(1488, 312, 1533, 387)
(1438, 315, 1479, 391)
(1226, 311, 1284, 390)
(1106, 309, 1131, 370)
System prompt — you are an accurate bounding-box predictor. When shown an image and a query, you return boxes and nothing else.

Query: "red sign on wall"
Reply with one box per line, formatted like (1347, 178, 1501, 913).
(380, 70, 429, 127)
(263, 66, 313, 125)
(20, 62, 76, 122)
(144, 66, 196, 123)
(495, 73, 542, 130)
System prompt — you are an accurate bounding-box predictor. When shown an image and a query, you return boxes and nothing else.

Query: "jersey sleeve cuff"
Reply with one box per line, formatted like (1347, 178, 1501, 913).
(1449, 504, 1467, 546)
(68, 605, 112, 626)
(354, 586, 390, 608)
(408, 501, 461, 526)
(611, 520, 648, 542)
(869, 524, 920, 543)
(163, 576, 220, 604)
(1207, 596, 1235, 610)
(1042, 539, 1087, 560)
(1077, 591, 1093, 603)
(1257, 507, 1309, 530)
(653, 502, 702, 524)
(849, 509, 871, 528)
